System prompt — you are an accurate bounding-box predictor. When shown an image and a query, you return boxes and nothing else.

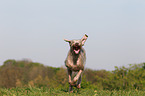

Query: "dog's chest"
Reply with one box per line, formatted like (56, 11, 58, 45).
(71, 54, 85, 71)
(65, 49, 86, 71)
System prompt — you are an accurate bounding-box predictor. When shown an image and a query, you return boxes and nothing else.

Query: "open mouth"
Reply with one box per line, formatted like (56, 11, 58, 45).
(73, 45, 81, 54)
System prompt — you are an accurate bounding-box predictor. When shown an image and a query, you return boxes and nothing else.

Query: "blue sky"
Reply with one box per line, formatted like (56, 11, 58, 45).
(0, 0, 145, 70)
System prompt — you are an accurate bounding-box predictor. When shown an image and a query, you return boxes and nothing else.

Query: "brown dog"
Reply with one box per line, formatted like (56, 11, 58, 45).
(64, 34, 88, 92)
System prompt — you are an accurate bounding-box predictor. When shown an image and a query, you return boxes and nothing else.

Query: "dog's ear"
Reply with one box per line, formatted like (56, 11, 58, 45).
(64, 39, 71, 43)
(81, 34, 88, 46)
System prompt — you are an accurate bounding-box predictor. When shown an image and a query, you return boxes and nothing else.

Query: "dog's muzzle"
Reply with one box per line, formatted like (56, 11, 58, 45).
(73, 43, 81, 54)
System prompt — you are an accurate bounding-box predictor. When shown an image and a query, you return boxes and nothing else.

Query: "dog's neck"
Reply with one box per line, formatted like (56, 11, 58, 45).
(70, 50, 81, 65)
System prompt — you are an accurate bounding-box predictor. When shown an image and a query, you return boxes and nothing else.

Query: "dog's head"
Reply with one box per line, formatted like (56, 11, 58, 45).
(64, 34, 88, 54)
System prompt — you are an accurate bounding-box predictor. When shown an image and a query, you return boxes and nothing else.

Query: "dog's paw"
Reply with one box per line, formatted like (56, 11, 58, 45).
(68, 81, 71, 84)
(77, 84, 81, 89)
(69, 81, 76, 86)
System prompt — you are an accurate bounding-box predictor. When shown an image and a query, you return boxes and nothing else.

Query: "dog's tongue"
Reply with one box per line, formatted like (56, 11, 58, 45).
(74, 49, 80, 54)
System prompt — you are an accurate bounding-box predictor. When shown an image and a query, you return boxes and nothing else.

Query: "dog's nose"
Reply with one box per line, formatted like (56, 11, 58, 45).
(75, 43, 79, 46)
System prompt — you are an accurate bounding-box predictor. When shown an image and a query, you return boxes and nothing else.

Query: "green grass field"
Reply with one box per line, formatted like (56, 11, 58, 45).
(1, 87, 145, 96)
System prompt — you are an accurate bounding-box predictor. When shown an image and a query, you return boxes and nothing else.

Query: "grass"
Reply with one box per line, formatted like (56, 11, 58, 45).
(0, 87, 145, 96)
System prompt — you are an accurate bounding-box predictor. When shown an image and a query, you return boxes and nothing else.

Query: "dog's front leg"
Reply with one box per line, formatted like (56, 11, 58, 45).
(76, 75, 82, 89)
(70, 70, 83, 85)
(67, 69, 73, 92)
(67, 69, 72, 84)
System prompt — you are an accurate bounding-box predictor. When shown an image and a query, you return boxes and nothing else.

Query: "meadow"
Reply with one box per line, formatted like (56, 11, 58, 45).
(1, 60, 145, 95)
(1, 87, 145, 96)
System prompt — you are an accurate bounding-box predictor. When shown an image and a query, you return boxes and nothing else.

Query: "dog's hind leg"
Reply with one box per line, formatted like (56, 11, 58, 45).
(69, 84, 73, 93)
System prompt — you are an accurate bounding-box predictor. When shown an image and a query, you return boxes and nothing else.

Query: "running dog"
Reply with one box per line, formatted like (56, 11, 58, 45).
(64, 34, 88, 92)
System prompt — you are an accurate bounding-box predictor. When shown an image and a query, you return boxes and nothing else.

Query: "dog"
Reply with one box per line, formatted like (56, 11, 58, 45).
(64, 34, 88, 92)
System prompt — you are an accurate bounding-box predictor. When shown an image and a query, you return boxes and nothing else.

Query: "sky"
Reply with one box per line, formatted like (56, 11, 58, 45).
(0, 0, 145, 71)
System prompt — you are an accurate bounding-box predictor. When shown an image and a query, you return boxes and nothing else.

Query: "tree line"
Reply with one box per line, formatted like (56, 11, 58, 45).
(0, 59, 145, 90)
